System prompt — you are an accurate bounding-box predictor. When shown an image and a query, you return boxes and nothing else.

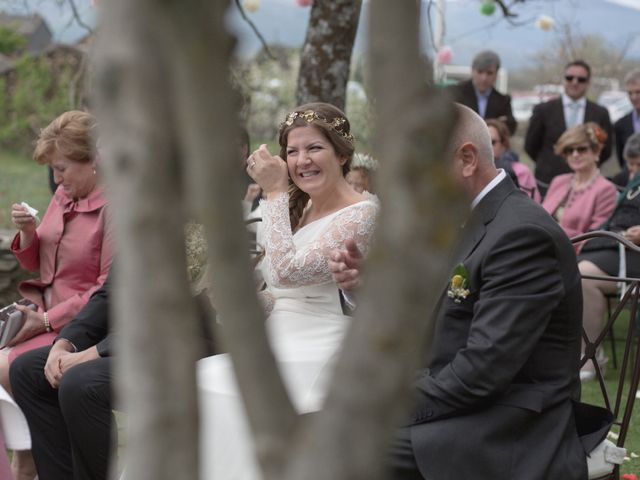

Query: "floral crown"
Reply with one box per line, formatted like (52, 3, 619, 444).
(281, 110, 354, 143)
(586, 123, 607, 145)
(351, 152, 378, 171)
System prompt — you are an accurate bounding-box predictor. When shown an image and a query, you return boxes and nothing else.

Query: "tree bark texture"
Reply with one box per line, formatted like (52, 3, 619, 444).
(95, 0, 298, 479)
(156, 0, 299, 478)
(296, 0, 362, 110)
(93, 2, 204, 479)
(283, 2, 464, 479)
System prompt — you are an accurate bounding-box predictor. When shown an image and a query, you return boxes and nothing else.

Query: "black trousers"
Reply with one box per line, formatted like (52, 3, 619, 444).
(386, 426, 424, 480)
(10, 346, 112, 480)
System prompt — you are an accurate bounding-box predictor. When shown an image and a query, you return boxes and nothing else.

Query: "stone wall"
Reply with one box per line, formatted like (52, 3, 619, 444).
(0, 229, 33, 306)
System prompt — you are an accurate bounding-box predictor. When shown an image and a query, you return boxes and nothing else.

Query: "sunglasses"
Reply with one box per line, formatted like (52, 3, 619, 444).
(565, 75, 589, 84)
(563, 145, 590, 156)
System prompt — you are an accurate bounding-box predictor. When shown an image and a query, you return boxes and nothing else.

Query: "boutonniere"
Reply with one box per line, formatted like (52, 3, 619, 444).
(447, 263, 470, 303)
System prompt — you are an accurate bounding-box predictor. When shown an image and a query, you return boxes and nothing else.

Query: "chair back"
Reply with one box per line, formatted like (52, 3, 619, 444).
(572, 230, 640, 479)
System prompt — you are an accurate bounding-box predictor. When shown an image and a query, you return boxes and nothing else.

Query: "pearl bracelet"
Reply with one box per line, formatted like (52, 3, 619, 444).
(43, 311, 52, 333)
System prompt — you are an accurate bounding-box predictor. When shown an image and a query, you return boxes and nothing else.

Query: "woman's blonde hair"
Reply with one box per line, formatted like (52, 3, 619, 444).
(554, 122, 607, 157)
(33, 110, 98, 165)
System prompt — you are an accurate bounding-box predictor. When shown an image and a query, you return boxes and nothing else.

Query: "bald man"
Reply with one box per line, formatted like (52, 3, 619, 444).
(331, 105, 603, 479)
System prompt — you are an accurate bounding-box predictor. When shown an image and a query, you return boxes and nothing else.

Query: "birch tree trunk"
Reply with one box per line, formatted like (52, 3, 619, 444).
(296, 0, 362, 110)
(93, 2, 203, 480)
(156, 1, 299, 478)
(94, 0, 298, 479)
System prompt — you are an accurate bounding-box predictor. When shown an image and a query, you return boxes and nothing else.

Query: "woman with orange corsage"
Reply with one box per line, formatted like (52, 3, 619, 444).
(542, 122, 617, 242)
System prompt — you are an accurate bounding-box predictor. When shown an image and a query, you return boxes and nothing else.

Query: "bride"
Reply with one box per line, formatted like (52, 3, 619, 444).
(198, 102, 379, 479)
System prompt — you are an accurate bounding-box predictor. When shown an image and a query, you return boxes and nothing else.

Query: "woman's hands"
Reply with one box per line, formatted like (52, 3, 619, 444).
(246, 144, 289, 196)
(11, 203, 37, 248)
(6, 305, 46, 347)
(624, 225, 640, 245)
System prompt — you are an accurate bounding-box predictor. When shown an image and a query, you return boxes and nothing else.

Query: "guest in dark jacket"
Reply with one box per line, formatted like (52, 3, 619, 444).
(525, 60, 612, 195)
(612, 69, 640, 186)
(449, 50, 517, 135)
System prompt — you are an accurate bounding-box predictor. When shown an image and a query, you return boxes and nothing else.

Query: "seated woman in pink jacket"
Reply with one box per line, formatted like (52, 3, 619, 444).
(542, 122, 617, 240)
(486, 119, 541, 202)
(1, 110, 113, 479)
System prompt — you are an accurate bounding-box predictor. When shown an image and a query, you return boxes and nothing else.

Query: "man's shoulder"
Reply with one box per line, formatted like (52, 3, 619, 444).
(448, 80, 473, 97)
(614, 111, 633, 129)
(493, 190, 565, 239)
(586, 99, 611, 117)
(531, 97, 561, 118)
(489, 88, 509, 101)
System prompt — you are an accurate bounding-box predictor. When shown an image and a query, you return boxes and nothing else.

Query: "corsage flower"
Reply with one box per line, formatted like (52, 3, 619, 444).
(447, 263, 470, 303)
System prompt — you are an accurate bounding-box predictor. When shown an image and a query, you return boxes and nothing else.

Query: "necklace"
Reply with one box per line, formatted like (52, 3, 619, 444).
(627, 185, 640, 200)
(571, 168, 600, 192)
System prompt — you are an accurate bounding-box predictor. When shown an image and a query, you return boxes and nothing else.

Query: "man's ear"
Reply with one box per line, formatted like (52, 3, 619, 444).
(458, 142, 479, 178)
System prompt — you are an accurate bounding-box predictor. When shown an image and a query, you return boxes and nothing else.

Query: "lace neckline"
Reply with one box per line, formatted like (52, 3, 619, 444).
(296, 193, 378, 234)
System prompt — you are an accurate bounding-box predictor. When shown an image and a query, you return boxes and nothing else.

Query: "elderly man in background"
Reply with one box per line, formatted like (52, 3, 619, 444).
(613, 69, 640, 185)
(449, 50, 517, 135)
(525, 60, 612, 195)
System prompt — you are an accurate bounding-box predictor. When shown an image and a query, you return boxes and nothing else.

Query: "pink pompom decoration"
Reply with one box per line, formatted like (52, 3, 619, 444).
(296, 0, 313, 6)
(437, 46, 453, 65)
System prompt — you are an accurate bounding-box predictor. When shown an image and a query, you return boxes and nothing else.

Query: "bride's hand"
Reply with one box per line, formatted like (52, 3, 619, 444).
(246, 144, 289, 196)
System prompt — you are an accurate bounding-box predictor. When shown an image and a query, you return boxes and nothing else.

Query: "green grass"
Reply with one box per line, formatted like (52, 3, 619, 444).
(581, 312, 640, 475)
(0, 150, 52, 229)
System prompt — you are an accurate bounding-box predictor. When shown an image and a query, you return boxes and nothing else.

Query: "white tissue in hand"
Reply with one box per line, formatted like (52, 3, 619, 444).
(20, 202, 38, 217)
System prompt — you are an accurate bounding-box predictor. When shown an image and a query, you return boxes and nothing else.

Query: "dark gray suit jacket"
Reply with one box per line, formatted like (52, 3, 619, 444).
(409, 177, 587, 480)
(57, 273, 111, 356)
(525, 97, 613, 185)
(614, 111, 635, 167)
(449, 80, 517, 135)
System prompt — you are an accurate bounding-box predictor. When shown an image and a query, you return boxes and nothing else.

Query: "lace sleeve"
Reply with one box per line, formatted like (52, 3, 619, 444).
(258, 289, 275, 315)
(260, 192, 379, 288)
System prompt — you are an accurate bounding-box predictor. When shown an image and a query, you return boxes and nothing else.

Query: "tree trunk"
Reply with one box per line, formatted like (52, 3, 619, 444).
(296, 0, 362, 110)
(282, 1, 464, 479)
(156, 1, 299, 478)
(93, 1, 202, 479)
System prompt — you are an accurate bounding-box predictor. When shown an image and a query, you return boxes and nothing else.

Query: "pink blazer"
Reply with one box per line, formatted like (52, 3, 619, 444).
(9, 185, 113, 361)
(542, 173, 618, 239)
(512, 162, 541, 203)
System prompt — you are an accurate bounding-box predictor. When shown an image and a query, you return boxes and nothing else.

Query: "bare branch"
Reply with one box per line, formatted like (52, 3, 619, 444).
(65, 0, 93, 35)
(234, 0, 275, 60)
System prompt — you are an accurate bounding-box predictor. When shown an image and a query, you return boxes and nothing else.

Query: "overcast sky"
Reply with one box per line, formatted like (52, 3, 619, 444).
(7, 0, 640, 70)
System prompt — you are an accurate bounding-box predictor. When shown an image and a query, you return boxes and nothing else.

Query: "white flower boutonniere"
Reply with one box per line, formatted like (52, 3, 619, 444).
(447, 263, 470, 303)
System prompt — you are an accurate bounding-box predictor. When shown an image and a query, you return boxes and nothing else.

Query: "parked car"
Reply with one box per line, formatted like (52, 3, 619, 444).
(597, 90, 633, 123)
(511, 92, 556, 123)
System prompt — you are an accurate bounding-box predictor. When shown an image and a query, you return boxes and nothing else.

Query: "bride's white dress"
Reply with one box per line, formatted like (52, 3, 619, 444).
(197, 192, 378, 480)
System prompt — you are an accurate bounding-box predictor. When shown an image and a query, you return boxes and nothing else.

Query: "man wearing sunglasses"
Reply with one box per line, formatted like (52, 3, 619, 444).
(525, 60, 612, 196)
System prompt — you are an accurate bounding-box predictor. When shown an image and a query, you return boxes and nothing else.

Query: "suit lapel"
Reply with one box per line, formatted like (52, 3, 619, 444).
(553, 99, 567, 131)
(438, 176, 517, 302)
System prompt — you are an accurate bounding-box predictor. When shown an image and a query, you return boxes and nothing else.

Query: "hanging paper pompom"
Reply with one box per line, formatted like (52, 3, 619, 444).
(243, 0, 260, 12)
(480, 0, 496, 16)
(437, 46, 453, 65)
(296, 0, 313, 6)
(535, 15, 555, 31)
